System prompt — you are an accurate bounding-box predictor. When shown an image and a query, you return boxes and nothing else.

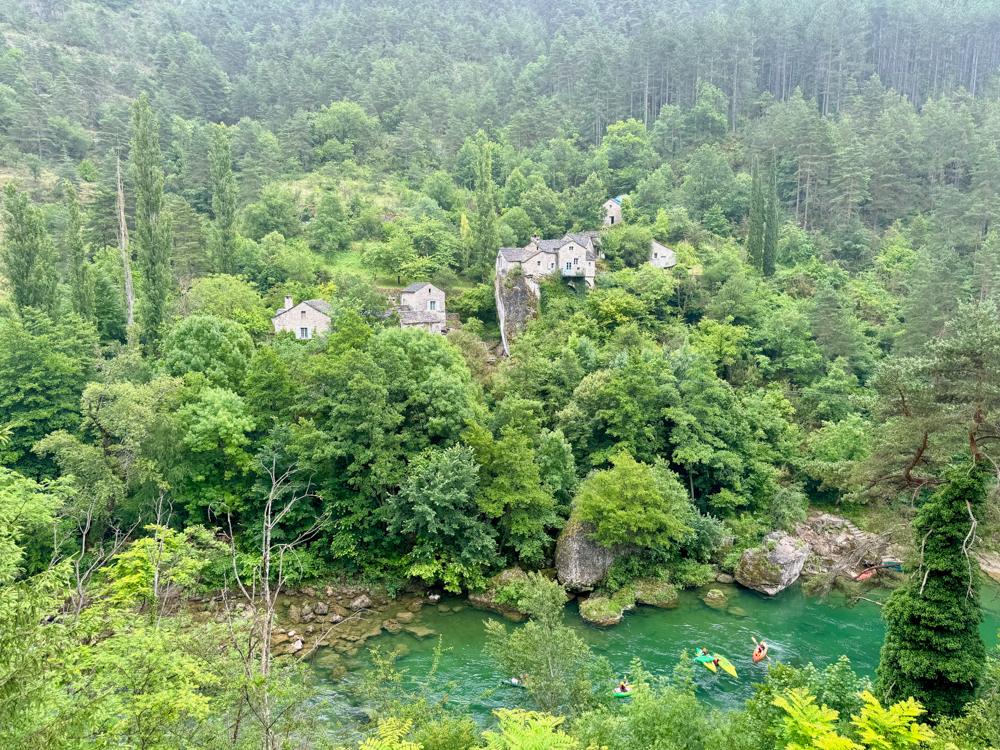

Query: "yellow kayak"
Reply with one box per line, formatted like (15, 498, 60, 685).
(695, 653, 736, 678)
(716, 655, 738, 678)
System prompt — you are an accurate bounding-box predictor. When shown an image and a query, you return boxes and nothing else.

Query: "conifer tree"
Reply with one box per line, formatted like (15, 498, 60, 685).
(472, 130, 500, 282)
(208, 123, 238, 274)
(0, 183, 59, 317)
(875, 461, 988, 716)
(65, 181, 94, 321)
(747, 160, 765, 271)
(130, 93, 173, 345)
(762, 164, 779, 277)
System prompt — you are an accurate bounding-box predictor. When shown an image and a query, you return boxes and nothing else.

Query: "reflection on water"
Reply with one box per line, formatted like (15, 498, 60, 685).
(309, 582, 1000, 725)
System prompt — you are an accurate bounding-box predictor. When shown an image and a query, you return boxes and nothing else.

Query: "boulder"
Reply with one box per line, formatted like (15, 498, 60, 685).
(383, 619, 402, 633)
(288, 605, 301, 624)
(406, 599, 424, 613)
(975, 550, 1000, 583)
(555, 517, 616, 591)
(286, 639, 303, 654)
(395, 611, 415, 624)
(314, 601, 329, 616)
(428, 593, 441, 603)
(735, 531, 811, 596)
(703, 589, 728, 609)
(633, 579, 679, 608)
(313, 651, 341, 669)
(579, 596, 624, 625)
(716, 573, 735, 584)
(301, 603, 313, 618)
(404, 625, 436, 639)
(467, 568, 529, 621)
(350, 595, 371, 611)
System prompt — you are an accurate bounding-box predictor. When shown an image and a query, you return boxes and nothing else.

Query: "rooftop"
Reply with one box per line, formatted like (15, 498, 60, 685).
(401, 282, 434, 293)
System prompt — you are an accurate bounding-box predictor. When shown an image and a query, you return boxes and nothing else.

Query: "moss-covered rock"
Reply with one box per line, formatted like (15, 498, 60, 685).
(735, 531, 811, 595)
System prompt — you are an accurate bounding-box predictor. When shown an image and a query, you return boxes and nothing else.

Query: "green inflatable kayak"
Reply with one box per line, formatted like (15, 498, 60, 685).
(611, 688, 633, 698)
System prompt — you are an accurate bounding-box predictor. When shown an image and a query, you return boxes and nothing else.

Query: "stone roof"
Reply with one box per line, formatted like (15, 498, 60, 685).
(273, 299, 331, 318)
(402, 282, 433, 293)
(498, 246, 532, 262)
(305, 299, 332, 314)
(399, 309, 442, 325)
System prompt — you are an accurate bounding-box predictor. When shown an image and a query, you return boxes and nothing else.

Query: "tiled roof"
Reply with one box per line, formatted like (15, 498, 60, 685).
(273, 299, 331, 318)
(305, 299, 332, 313)
(399, 310, 442, 325)
(499, 246, 532, 262)
(402, 282, 432, 293)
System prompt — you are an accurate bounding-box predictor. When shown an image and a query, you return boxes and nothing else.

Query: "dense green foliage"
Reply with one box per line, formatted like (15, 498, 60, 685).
(876, 463, 989, 716)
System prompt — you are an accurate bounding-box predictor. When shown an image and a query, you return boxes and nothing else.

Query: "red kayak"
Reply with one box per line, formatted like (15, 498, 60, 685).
(753, 643, 768, 662)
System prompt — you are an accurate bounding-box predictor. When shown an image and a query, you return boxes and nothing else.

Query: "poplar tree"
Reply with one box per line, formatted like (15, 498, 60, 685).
(747, 161, 765, 271)
(65, 181, 94, 321)
(130, 93, 173, 345)
(0, 183, 59, 317)
(209, 123, 238, 274)
(762, 165, 779, 277)
(472, 130, 500, 282)
(875, 461, 988, 716)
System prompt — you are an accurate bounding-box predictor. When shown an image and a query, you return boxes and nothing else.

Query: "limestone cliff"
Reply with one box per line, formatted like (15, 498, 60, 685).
(495, 270, 540, 356)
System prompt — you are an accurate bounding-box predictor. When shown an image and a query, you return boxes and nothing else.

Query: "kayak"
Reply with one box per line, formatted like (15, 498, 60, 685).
(753, 644, 768, 663)
(696, 653, 737, 677)
(611, 688, 633, 698)
(695, 655, 718, 673)
(716, 655, 738, 678)
(500, 678, 527, 689)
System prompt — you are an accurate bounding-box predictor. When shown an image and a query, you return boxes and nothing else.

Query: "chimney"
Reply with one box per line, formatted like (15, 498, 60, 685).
(284, 295, 293, 311)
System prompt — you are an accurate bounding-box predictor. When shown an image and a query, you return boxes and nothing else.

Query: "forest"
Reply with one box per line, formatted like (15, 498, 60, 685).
(1, 0, 1000, 748)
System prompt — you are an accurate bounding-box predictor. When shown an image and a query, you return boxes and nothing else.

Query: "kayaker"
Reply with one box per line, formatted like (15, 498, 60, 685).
(618, 679, 629, 693)
(712, 655, 720, 668)
(696, 648, 708, 658)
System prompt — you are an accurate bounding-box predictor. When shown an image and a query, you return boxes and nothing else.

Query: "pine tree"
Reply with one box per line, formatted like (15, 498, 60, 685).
(0, 183, 59, 317)
(209, 123, 238, 274)
(65, 181, 94, 321)
(875, 461, 988, 716)
(472, 130, 500, 282)
(130, 93, 173, 345)
(747, 159, 765, 271)
(763, 164, 779, 277)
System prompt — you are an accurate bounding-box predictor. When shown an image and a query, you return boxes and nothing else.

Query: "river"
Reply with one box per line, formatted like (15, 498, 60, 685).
(309, 581, 1000, 723)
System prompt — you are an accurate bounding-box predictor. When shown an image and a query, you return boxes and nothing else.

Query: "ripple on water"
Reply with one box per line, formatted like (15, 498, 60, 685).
(310, 581, 1000, 722)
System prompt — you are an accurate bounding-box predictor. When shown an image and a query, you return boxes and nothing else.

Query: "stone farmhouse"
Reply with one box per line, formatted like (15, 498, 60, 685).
(496, 232, 598, 292)
(650, 239, 677, 268)
(395, 282, 447, 334)
(272, 295, 331, 339)
(602, 195, 627, 226)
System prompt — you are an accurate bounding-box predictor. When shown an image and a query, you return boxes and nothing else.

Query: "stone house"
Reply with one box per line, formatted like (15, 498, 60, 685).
(396, 282, 447, 334)
(650, 240, 677, 269)
(602, 195, 627, 226)
(271, 296, 331, 339)
(496, 232, 598, 291)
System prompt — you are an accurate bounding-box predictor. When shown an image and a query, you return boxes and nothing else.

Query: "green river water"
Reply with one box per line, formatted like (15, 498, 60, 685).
(310, 581, 1000, 724)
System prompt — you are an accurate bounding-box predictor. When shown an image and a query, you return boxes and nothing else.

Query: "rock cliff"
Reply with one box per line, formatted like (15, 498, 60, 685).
(495, 270, 539, 356)
(735, 531, 811, 595)
(555, 516, 617, 590)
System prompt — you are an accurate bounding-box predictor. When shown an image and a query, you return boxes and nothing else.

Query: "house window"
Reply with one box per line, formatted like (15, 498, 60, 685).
(653, 252, 658, 259)
(564, 261, 572, 271)
(301, 309, 306, 317)
(573, 257, 579, 266)
(299, 327, 310, 339)
(610, 216, 615, 224)
(427, 300, 437, 311)
(537, 260, 541, 266)
(548, 262, 554, 270)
